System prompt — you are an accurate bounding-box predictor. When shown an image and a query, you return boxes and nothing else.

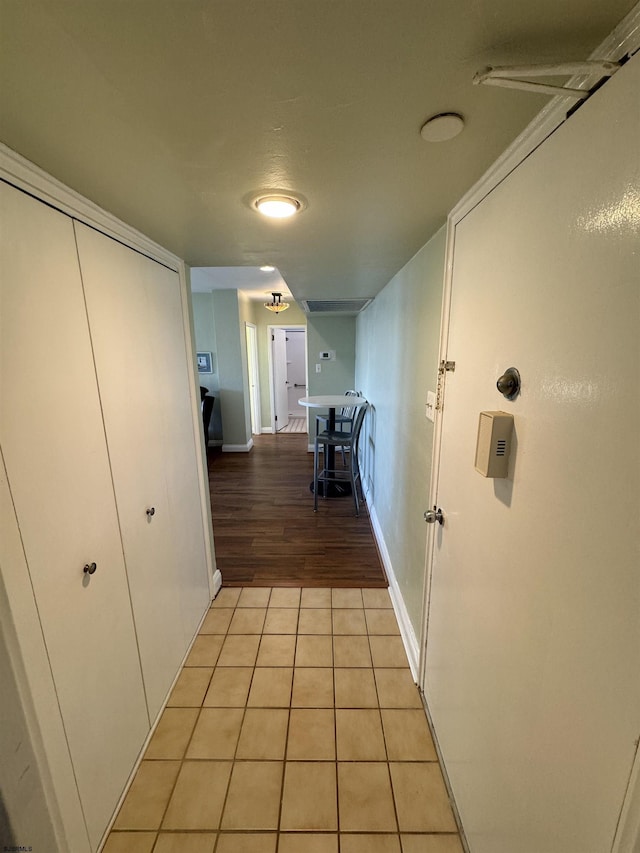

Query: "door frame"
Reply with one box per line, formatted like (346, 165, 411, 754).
(267, 324, 307, 433)
(245, 322, 261, 435)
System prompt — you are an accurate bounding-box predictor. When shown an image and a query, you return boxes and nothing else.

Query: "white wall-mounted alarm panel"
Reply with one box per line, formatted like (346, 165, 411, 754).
(474, 411, 514, 478)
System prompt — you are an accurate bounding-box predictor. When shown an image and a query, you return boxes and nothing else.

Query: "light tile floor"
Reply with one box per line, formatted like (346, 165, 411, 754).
(104, 587, 463, 853)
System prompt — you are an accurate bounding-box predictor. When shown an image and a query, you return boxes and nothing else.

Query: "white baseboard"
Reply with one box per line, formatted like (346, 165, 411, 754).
(366, 495, 420, 681)
(222, 439, 254, 452)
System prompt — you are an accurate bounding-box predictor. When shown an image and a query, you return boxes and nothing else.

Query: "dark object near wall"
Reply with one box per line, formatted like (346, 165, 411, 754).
(200, 387, 214, 445)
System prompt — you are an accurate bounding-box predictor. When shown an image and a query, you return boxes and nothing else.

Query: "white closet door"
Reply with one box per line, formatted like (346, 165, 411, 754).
(0, 182, 149, 849)
(74, 223, 210, 719)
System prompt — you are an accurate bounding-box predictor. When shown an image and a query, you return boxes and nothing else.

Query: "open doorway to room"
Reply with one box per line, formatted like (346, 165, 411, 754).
(245, 322, 261, 435)
(269, 325, 307, 433)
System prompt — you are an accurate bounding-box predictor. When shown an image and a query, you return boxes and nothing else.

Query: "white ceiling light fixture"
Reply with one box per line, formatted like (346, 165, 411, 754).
(264, 292, 290, 313)
(253, 193, 303, 219)
(420, 112, 465, 142)
(260, 265, 276, 272)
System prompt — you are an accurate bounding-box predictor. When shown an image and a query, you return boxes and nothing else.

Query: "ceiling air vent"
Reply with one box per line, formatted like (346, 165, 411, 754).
(301, 298, 373, 314)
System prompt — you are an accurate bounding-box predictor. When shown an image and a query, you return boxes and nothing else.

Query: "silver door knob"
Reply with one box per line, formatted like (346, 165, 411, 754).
(83, 562, 97, 575)
(424, 507, 444, 525)
(146, 507, 156, 518)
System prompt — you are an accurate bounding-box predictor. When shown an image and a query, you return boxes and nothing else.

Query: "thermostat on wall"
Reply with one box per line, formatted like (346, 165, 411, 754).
(474, 411, 514, 478)
(319, 350, 336, 360)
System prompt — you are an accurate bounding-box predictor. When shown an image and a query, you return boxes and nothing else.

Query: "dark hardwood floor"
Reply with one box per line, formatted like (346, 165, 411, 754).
(207, 432, 387, 588)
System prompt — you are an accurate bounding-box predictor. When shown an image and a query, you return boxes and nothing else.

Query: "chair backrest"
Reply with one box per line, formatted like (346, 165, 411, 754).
(350, 402, 368, 451)
(341, 389, 360, 417)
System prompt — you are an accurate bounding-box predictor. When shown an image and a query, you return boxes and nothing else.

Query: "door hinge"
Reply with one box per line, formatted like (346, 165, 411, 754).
(435, 360, 456, 410)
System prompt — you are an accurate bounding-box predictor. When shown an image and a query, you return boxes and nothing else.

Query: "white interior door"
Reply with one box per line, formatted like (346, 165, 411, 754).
(424, 59, 640, 853)
(272, 327, 289, 431)
(75, 223, 210, 720)
(0, 183, 149, 849)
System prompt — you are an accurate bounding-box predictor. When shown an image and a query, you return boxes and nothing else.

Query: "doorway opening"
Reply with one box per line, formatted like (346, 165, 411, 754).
(269, 325, 307, 433)
(245, 322, 261, 435)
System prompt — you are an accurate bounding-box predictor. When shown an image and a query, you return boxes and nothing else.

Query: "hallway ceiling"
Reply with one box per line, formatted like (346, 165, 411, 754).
(0, 0, 635, 304)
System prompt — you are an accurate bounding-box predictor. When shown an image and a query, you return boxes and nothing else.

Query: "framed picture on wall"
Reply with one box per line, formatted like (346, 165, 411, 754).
(196, 352, 213, 373)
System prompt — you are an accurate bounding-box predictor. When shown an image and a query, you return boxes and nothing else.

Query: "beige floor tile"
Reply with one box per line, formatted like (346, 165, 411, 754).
(333, 636, 372, 668)
(154, 833, 217, 853)
(213, 587, 242, 607)
(162, 760, 232, 830)
(381, 710, 438, 761)
(216, 634, 261, 667)
(203, 667, 253, 707)
(298, 608, 332, 634)
(113, 760, 180, 830)
(102, 832, 157, 853)
(186, 707, 244, 759)
(374, 669, 422, 709)
(280, 762, 338, 831)
(390, 764, 457, 832)
(185, 635, 225, 667)
(341, 835, 401, 853)
(287, 708, 336, 760)
(336, 709, 386, 761)
(334, 668, 378, 708)
(236, 708, 289, 759)
(144, 708, 199, 759)
(200, 607, 234, 634)
(332, 588, 363, 608)
(269, 587, 301, 607)
(362, 588, 393, 608)
(237, 587, 272, 607)
(167, 667, 213, 707)
(295, 635, 333, 667)
(332, 609, 367, 635)
(291, 667, 334, 707)
(216, 834, 277, 853)
(247, 667, 293, 707)
(263, 607, 299, 634)
(338, 762, 397, 832)
(400, 836, 463, 853)
(228, 607, 267, 634)
(257, 634, 297, 666)
(369, 636, 409, 668)
(279, 834, 338, 853)
(365, 609, 401, 635)
(301, 588, 332, 608)
(220, 761, 283, 830)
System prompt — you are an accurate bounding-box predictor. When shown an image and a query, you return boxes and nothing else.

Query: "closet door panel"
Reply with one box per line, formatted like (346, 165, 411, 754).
(0, 182, 150, 849)
(75, 223, 210, 719)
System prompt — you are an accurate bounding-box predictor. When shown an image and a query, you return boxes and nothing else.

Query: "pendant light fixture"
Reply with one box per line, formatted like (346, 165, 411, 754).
(264, 292, 290, 313)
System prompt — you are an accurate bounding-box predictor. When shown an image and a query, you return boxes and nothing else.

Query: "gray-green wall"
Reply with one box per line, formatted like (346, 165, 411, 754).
(212, 289, 252, 449)
(355, 226, 446, 633)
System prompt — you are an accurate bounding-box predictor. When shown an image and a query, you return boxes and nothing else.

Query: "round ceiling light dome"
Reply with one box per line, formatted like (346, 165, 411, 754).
(253, 194, 302, 219)
(420, 113, 465, 142)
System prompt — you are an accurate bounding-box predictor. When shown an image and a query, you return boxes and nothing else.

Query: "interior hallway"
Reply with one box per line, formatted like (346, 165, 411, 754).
(208, 434, 386, 587)
(104, 585, 463, 853)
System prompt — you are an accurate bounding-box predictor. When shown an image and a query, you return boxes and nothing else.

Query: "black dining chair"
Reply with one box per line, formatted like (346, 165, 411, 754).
(314, 402, 368, 516)
(315, 389, 361, 464)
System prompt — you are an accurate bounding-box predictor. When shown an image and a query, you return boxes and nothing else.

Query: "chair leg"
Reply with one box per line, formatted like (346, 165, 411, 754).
(350, 447, 360, 516)
(313, 439, 319, 511)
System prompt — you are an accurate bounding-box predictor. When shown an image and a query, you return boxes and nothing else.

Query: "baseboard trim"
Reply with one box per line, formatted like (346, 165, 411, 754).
(211, 569, 223, 599)
(222, 439, 254, 453)
(366, 496, 420, 681)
